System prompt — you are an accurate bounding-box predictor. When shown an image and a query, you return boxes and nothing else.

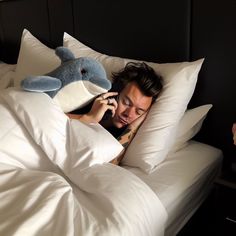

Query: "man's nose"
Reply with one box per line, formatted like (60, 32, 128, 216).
(124, 107, 135, 118)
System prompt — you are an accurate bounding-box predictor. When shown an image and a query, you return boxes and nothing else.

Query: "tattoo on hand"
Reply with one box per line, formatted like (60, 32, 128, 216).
(117, 128, 135, 148)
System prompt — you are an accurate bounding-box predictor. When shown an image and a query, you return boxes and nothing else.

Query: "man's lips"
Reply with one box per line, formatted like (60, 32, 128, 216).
(118, 116, 128, 125)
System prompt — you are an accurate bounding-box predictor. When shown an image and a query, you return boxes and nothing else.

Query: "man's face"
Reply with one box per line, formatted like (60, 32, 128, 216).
(111, 82, 152, 128)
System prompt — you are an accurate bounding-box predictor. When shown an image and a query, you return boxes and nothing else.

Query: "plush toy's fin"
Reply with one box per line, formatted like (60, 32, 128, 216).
(21, 76, 62, 92)
(55, 46, 75, 63)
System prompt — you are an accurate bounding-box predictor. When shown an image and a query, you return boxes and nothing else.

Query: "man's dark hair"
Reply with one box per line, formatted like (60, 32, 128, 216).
(111, 62, 163, 103)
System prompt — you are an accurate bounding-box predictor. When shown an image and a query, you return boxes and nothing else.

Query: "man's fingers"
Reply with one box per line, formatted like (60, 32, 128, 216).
(100, 98, 118, 109)
(232, 123, 236, 134)
(108, 98, 118, 109)
(99, 92, 118, 100)
(107, 105, 116, 117)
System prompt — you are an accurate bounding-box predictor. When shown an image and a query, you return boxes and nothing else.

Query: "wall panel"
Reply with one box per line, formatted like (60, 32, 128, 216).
(72, 0, 191, 63)
(191, 0, 236, 169)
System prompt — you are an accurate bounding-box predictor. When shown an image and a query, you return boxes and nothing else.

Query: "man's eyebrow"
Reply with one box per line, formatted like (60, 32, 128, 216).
(125, 96, 133, 105)
(125, 95, 147, 112)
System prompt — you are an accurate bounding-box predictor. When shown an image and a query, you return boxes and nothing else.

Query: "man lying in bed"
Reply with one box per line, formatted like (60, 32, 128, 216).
(67, 62, 163, 165)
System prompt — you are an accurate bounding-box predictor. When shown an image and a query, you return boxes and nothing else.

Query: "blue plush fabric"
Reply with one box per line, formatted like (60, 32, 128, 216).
(21, 76, 62, 92)
(21, 46, 111, 98)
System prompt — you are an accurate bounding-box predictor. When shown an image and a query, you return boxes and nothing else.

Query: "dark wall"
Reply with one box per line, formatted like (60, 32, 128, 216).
(0, 0, 236, 172)
(190, 0, 236, 170)
(72, 0, 191, 62)
(0, 0, 73, 63)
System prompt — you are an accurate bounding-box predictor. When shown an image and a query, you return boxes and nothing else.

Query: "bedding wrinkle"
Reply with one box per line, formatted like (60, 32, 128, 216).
(70, 164, 167, 236)
(125, 141, 223, 236)
(0, 96, 63, 172)
(0, 165, 75, 236)
(0, 88, 167, 236)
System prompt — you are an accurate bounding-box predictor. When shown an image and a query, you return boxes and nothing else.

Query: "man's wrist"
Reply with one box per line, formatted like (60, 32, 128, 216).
(79, 114, 97, 124)
(128, 125, 138, 133)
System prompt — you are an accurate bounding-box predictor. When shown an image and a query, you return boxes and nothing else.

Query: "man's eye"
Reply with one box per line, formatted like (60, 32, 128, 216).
(122, 98, 130, 106)
(136, 111, 143, 116)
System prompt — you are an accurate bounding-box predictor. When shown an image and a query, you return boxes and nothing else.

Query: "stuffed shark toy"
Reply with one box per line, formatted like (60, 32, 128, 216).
(21, 46, 111, 112)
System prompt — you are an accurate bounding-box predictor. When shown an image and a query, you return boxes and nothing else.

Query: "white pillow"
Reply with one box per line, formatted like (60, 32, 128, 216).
(63, 32, 204, 173)
(0, 62, 16, 79)
(168, 104, 213, 154)
(0, 62, 16, 89)
(14, 29, 60, 86)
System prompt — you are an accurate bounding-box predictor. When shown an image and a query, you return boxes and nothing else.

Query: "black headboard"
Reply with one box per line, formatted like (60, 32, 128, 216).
(1, 0, 236, 173)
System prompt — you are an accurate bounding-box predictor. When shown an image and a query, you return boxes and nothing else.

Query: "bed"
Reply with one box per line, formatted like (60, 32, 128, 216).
(1, 0, 234, 236)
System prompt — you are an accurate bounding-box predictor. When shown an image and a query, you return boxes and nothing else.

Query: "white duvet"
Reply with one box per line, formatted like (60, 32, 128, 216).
(0, 88, 167, 236)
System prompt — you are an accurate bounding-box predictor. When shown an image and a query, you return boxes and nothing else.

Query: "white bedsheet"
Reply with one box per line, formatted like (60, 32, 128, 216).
(125, 141, 223, 236)
(0, 62, 15, 89)
(0, 88, 167, 236)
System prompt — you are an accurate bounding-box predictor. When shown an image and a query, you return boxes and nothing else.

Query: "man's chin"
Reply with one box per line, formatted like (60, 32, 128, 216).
(112, 120, 125, 129)
(112, 116, 128, 128)
(113, 122, 124, 129)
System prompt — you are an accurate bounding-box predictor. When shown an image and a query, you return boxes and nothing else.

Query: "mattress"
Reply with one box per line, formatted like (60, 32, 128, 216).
(124, 140, 223, 236)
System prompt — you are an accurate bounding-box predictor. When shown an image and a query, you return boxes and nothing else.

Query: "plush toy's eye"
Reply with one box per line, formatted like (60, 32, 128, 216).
(81, 68, 86, 74)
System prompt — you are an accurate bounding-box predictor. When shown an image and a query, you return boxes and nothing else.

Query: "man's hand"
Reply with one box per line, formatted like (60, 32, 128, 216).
(84, 92, 118, 123)
(66, 113, 82, 120)
(128, 110, 148, 131)
(118, 111, 149, 147)
(232, 123, 236, 145)
(66, 92, 118, 124)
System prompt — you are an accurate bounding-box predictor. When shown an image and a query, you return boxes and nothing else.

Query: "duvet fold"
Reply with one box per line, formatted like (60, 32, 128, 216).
(0, 88, 167, 236)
